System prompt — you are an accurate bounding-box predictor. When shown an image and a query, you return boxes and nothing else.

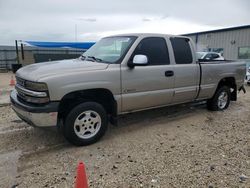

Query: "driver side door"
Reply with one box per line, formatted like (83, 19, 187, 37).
(121, 37, 175, 112)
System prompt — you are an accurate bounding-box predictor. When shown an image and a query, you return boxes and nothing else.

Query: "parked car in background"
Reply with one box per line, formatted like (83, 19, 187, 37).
(196, 52, 225, 60)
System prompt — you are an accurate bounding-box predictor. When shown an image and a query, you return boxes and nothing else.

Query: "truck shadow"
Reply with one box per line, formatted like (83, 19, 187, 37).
(7, 101, 208, 150)
(106, 101, 208, 139)
(32, 101, 208, 147)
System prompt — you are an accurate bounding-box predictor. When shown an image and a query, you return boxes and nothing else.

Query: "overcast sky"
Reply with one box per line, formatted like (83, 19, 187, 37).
(0, 0, 249, 45)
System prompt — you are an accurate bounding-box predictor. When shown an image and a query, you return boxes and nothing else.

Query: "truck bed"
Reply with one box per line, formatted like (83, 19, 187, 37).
(198, 59, 235, 63)
(197, 60, 246, 100)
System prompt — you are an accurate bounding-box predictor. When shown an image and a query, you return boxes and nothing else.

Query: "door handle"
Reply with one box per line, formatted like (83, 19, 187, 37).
(165, 70, 174, 77)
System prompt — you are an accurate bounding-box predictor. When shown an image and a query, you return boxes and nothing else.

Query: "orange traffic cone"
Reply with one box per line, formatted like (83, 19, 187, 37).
(9, 76, 15, 86)
(75, 162, 88, 188)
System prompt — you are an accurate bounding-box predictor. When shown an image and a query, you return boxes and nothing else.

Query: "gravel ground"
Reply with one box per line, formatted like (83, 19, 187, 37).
(0, 86, 249, 188)
(0, 72, 15, 89)
(0, 72, 15, 105)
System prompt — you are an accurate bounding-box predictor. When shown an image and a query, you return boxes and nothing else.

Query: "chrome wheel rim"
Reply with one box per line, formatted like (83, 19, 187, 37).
(73, 110, 102, 139)
(217, 91, 228, 109)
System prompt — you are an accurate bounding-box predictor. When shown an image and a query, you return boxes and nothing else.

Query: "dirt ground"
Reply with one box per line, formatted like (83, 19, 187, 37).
(0, 72, 15, 105)
(0, 86, 249, 188)
(0, 72, 15, 89)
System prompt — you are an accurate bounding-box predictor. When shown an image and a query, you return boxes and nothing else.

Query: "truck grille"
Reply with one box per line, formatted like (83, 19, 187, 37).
(17, 91, 26, 101)
(15, 77, 48, 104)
(16, 77, 25, 101)
(15, 77, 30, 102)
(16, 77, 25, 88)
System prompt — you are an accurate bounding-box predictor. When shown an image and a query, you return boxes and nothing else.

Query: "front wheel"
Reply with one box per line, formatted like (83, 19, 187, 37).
(207, 86, 231, 111)
(63, 102, 108, 146)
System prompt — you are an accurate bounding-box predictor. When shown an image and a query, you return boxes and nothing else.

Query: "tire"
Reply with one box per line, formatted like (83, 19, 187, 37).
(207, 86, 231, 111)
(63, 102, 108, 146)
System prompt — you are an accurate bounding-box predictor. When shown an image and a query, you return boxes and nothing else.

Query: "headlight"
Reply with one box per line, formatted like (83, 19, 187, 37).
(15, 80, 50, 104)
(25, 81, 48, 91)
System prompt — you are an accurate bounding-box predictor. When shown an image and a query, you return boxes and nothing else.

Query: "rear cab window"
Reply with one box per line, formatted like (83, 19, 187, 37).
(170, 37, 193, 64)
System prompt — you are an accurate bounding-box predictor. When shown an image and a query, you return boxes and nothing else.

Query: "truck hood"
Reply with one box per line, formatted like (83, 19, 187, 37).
(16, 59, 109, 81)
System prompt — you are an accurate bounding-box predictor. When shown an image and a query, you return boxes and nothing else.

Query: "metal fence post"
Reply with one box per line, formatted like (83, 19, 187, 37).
(15, 40, 19, 64)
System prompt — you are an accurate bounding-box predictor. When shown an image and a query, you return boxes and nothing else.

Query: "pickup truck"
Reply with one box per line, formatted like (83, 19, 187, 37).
(10, 34, 246, 146)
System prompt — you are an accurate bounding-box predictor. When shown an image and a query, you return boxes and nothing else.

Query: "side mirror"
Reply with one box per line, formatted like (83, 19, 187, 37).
(128, 55, 148, 68)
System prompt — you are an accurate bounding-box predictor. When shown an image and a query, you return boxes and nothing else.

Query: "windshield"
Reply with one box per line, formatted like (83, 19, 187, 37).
(196, 52, 206, 59)
(82, 36, 136, 63)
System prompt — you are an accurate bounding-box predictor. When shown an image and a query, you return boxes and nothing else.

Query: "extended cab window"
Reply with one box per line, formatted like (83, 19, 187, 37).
(170, 37, 193, 64)
(133, 37, 170, 65)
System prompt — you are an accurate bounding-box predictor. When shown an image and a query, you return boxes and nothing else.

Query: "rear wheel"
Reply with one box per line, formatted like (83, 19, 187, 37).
(63, 102, 108, 146)
(207, 86, 231, 111)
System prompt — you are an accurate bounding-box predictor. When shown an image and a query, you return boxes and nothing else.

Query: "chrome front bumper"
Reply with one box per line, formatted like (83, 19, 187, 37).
(10, 90, 59, 127)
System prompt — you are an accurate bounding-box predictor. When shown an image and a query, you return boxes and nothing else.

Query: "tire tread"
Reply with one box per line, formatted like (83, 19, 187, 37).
(63, 102, 108, 146)
(207, 86, 231, 111)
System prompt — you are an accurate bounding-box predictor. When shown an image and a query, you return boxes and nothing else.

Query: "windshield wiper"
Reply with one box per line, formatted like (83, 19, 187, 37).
(80, 55, 86, 60)
(86, 56, 104, 62)
(80, 55, 108, 63)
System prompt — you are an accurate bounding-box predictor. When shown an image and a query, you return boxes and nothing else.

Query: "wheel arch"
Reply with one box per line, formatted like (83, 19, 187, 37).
(216, 77, 237, 101)
(57, 88, 117, 123)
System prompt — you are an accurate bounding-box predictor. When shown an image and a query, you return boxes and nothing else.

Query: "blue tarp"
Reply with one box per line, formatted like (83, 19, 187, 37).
(25, 41, 95, 49)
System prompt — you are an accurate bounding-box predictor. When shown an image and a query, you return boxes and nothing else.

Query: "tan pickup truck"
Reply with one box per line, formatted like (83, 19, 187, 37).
(11, 33, 246, 146)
